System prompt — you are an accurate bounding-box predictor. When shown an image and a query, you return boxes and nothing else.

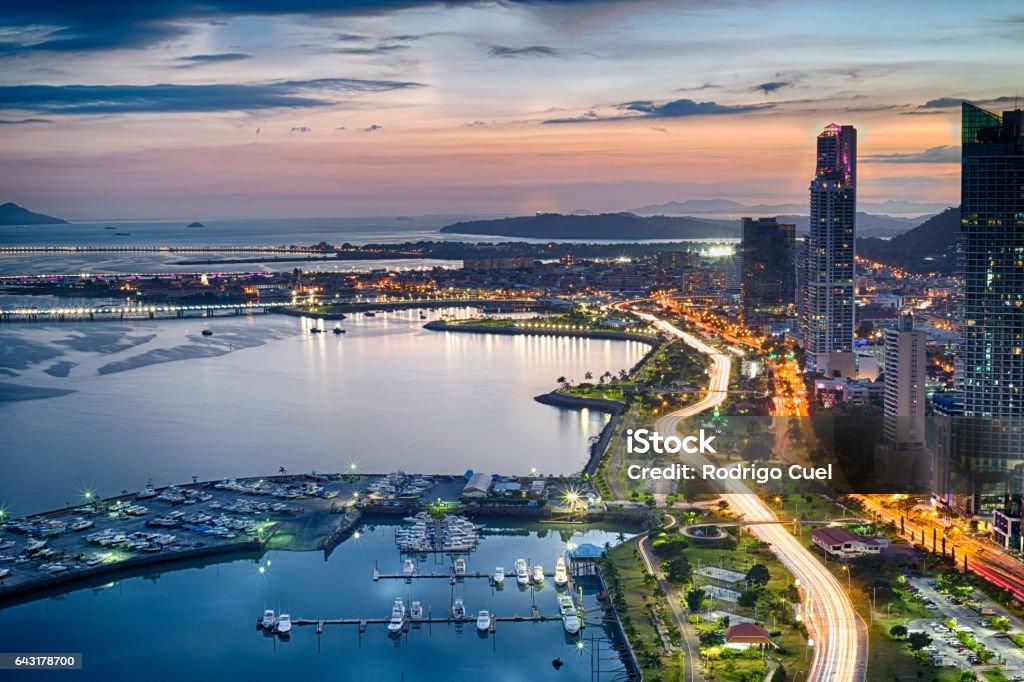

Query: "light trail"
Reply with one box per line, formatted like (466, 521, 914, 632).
(635, 305, 866, 682)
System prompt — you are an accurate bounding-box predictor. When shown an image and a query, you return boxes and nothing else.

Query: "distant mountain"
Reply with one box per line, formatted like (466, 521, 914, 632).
(629, 197, 951, 217)
(774, 212, 924, 237)
(857, 206, 960, 274)
(0, 202, 67, 225)
(440, 213, 738, 240)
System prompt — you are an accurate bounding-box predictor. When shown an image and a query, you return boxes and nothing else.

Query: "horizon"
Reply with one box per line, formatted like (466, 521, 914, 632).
(2, 1, 1020, 219)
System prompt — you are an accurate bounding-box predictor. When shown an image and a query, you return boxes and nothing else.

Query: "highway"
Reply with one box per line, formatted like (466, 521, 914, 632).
(638, 306, 867, 682)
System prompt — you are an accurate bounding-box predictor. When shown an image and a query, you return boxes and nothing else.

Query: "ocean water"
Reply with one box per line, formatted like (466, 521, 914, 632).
(0, 519, 635, 681)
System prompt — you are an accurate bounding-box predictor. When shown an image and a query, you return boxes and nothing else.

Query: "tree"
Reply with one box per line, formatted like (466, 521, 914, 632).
(664, 557, 693, 585)
(746, 564, 771, 588)
(584, 371, 594, 381)
(958, 672, 978, 682)
(738, 589, 759, 608)
(906, 631, 932, 651)
(889, 624, 908, 639)
(991, 616, 1011, 633)
(685, 587, 705, 613)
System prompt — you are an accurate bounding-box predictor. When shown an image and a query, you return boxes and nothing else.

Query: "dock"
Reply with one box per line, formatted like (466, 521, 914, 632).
(292, 613, 561, 628)
(373, 567, 555, 583)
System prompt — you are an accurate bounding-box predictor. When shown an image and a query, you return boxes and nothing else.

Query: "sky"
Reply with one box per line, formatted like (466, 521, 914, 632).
(0, 0, 1021, 220)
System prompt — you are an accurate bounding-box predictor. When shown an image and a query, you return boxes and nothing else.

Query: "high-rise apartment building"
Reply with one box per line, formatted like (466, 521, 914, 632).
(802, 124, 857, 374)
(741, 217, 796, 324)
(884, 313, 927, 445)
(954, 103, 1024, 514)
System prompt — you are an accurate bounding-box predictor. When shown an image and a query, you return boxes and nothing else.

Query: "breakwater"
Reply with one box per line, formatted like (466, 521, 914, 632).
(424, 320, 660, 346)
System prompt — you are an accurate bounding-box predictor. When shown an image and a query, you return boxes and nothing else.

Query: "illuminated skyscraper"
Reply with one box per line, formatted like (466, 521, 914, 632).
(802, 124, 857, 374)
(954, 102, 1024, 514)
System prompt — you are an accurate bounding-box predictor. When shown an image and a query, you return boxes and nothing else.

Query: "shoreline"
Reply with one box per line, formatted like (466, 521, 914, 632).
(423, 319, 660, 346)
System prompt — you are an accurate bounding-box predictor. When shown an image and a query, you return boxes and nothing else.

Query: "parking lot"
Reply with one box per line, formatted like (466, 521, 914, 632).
(908, 576, 1024, 677)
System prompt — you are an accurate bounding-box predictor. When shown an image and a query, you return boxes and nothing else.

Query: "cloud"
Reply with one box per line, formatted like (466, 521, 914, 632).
(0, 1, 590, 55)
(864, 145, 960, 164)
(754, 80, 792, 94)
(0, 77, 421, 115)
(920, 96, 1016, 109)
(176, 52, 252, 66)
(290, 126, 311, 133)
(488, 45, 559, 58)
(545, 97, 772, 124)
(336, 33, 370, 42)
(334, 43, 408, 55)
(0, 117, 50, 124)
(364, 124, 383, 132)
(675, 82, 718, 92)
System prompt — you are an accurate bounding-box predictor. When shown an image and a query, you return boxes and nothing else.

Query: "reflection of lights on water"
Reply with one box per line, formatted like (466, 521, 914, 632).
(258, 566, 265, 574)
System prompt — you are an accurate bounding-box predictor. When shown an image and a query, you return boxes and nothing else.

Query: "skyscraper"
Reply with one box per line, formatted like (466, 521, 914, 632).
(802, 124, 857, 374)
(954, 102, 1024, 514)
(875, 313, 930, 489)
(740, 217, 796, 325)
(884, 313, 926, 446)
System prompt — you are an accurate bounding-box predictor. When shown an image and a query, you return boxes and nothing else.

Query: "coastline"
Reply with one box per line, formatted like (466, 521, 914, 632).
(423, 319, 660, 346)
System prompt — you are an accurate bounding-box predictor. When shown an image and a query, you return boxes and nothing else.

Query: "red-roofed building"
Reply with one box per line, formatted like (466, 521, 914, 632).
(810, 527, 888, 558)
(724, 622, 775, 650)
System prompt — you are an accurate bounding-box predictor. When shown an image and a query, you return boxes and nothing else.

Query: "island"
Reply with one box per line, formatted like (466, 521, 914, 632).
(186, 221, 205, 228)
(440, 212, 737, 240)
(0, 202, 67, 225)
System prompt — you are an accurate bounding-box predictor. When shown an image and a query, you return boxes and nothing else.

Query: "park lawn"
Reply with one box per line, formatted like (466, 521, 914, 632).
(566, 385, 627, 402)
(984, 668, 1012, 682)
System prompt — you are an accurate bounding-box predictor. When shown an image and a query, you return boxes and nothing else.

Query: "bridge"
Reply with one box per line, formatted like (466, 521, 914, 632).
(680, 517, 868, 539)
(0, 245, 412, 256)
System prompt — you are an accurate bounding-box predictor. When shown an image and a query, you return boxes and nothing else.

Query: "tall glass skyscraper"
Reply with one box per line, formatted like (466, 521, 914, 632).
(954, 102, 1024, 513)
(741, 217, 796, 326)
(802, 124, 857, 373)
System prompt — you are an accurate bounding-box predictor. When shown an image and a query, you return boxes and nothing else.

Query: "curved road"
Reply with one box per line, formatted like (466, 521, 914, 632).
(637, 308, 867, 682)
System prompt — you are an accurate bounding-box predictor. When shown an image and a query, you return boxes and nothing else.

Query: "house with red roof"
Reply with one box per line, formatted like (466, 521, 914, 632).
(724, 622, 775, 650)
(810, 527, 888, 558)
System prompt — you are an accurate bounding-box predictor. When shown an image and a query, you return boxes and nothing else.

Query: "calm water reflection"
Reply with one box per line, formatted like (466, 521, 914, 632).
(1, 310, 645, 515)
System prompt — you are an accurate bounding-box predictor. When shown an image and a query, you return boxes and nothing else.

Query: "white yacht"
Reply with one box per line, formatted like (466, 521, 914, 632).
(276, 614, 292, 636)
(25, 539, 47, 553)
(261, 609, 276, 629)
(476, 610, 492, 632)
(515, 559, 530, 586)
(559, 595, 580, 634)
(554, 557, 569, 586)
(0, 568, 8, 579)
(403, 559, 416, 577)
(452, 597, 467, 619)
(388, 598, 406, 634)
(454, 558, 466, 576)
(70, 518, 94, 532)
(493, 567, 505, 585)
(410, 601, 424, 620)
(533, 564, 545, 584)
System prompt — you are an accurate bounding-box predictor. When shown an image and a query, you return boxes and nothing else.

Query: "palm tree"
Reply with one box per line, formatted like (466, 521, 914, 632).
(279, 466, 287, 475)
(584, 371, 594, 381)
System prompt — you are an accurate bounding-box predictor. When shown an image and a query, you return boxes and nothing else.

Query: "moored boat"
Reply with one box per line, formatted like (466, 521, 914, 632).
(476, 610, 491, 632)
(559, 595, 580, 634)
(493, 566, 505, 585)
(276, 613, 292, 636)
(533, 564, 545, 584)
(452, 597, 467, 619)
(515, 558, 529, 586)
(554, 557, 569, 586)
(261, 609, 276, 630)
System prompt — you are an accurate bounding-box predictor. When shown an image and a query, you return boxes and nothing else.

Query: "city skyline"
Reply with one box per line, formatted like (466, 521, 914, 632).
(1, 0, 1022, 219)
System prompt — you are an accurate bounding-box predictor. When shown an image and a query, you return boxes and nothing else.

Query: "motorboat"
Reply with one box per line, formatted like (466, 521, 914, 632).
(261, 609, 276, 629)
(70, 518, 94, 532)
(476, 610, 492, 632)
(560, 595, 580, 634)
(364, 312, 376, 317)
(333, 327, 346, 334)
(388, 598, 406, 634)
(452, 597, 467, 619)
(493, 567, 505, 585)
(515, 559, 530, 586)
(25, 539, 46, 553)
(201, 329, 213, 336)
(0, 568, 9, 579)
(554, 557, 569, 586)
(533, 564, 545, 584)
(0, 540, 15, 551)
(454, 558, 466, 576)
(276, 613, 292, 636)
(410, 601, 424, 620)
(403, 559, 416, 577)
(137, 487, 158, 499)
